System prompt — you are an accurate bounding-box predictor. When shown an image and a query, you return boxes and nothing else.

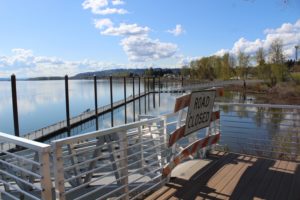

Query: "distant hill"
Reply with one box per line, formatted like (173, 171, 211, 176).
(72, 68, 181, 79)
(27, 76, 64, 81)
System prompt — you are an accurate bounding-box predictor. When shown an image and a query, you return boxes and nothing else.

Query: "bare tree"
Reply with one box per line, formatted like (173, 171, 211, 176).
(269, 38, 285, 64)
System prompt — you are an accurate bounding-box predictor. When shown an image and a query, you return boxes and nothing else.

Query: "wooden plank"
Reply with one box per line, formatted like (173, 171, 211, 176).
(144, 186, 171, 200)
(287, 162, 300, 200)
(264, 160, 289, 200)
(254, 159, 280, 199)
(237, 158, 272, 199)
(145, 152, 300, 200)
(154, 187, 178, 200)
(217, 157, 255, 198)
(275, 161, 297, 200)
(228, 155, 267, 199)
(212, 156, 250, 199)
(171, 153, 236, 200)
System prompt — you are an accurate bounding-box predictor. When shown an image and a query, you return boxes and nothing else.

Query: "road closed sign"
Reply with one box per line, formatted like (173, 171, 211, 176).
(184, 90, 216, 136)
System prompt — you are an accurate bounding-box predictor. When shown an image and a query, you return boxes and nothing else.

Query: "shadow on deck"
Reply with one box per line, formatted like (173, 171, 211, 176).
(146, 151, 300, 200)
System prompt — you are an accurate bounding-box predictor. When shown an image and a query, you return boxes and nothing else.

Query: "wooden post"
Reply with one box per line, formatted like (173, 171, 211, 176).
(148, 77, 150, 110)
(94, 75, 99, 130)
(158, 77, 161, 107)
(64, 75, 71, 137)
(144, 77, 147, 114)
(133, 77, 135, 122)
(11, 74, 20, 137)
(110, 76, 114, 127)
(124, 77, 127, 124)
(153, 76, 155, 108)
(138, 76, 141, 115)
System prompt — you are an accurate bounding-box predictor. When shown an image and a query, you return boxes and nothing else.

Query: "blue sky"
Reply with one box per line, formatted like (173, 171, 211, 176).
(0, 0, 299, 77)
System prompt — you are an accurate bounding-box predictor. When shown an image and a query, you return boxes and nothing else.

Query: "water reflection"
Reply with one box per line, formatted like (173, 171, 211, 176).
(219, 104, 300, 161)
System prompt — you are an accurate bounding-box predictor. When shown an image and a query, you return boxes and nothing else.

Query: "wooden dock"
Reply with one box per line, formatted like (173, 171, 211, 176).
(22, 92, 150, 142)
(146, 151, 300, 200)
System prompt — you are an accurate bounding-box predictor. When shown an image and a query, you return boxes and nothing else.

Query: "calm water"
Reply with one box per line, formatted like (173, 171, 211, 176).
(0, 79, 181, 135)
(1, 79, 299, 159)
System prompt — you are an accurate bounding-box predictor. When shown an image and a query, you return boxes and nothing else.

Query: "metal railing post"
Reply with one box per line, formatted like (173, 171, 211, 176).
(118, 131, 129, 199)
(11, 74, 20, 137)
(53, 143, 65, 200)
(39, 147, 53, 200)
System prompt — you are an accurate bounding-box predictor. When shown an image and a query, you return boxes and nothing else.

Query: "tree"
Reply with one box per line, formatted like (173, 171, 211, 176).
(190, 57, 216, 80)
(269, 38, 285, 64)
(180, 66, 190, 77)
(237, 51, 250, 79)
(256, 47, 266, 66)
(220, 53, 235, 80)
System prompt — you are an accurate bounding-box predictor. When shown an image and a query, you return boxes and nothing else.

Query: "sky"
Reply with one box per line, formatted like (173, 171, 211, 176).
(0, 0, 299, 78)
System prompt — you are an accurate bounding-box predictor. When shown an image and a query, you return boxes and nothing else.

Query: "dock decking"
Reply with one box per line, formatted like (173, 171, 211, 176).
(146, 151, 300, 200)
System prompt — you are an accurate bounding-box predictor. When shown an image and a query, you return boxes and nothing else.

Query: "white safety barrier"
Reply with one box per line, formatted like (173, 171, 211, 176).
(0, 132, 52, 200)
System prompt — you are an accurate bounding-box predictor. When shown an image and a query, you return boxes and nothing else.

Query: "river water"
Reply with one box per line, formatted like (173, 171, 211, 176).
(1, 79, 299, 159)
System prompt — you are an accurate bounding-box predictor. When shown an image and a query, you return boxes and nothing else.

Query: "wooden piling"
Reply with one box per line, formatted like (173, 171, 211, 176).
(110, 76, 114, 127)
(11, 74, 20, 137)
(94, 75, 99, 130)
(148, 77, 150, 110)
(133, 77, 135, 122)
(64, 75, 71, 137)
(158, 77, 161, 107)
(138, 76, 141, 115)
(124, 77, 127, 124)
(144, 77, 147, 114)
(153, 76, 155, 108)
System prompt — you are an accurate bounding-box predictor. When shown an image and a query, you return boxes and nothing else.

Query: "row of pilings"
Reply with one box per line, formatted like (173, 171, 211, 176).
(9, 75, 184, 140)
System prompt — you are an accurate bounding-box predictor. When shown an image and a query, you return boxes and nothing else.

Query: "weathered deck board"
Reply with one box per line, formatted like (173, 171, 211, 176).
(145, 151, 300, 200)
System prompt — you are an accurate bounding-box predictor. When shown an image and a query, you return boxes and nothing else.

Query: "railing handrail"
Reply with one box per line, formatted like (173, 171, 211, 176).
(215, 102, 300, 109)
(0, 132, 50, 152)
(51, 116, 164, 146)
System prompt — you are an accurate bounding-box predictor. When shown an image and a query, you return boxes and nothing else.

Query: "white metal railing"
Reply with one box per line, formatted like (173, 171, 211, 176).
(51, 117, 169, 200)
(0, 132, 52, 200)
(215, 102, 300, 161)
(50, 108, 220, 200)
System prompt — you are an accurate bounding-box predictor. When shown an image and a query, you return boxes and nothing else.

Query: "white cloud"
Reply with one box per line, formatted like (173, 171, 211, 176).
(82, 0, 127, 15)
(93, 7, 128, 15)
(94, 18, 113, 29)
(0, 48, 135, 78)
(82, 0, 108, 13)
(112, 0, 125, 5)
(120, 36, 178, 62)
(82, 0, 179, 63)
(214, 19, 300, 59)
(167, 24, 185, 36)
(101, 23, 150, 36)
(177, 55, 201, 66)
